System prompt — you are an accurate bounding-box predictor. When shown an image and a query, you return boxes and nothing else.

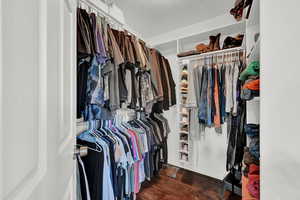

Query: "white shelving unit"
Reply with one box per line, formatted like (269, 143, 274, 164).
(243, 0, 260, 198)
(178, 61, 191, 165)
(174, 20, 247, 170)
(246, 0, 260, 124)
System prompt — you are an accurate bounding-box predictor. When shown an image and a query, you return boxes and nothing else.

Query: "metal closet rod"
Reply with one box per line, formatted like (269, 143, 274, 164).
(78, 0, 141, 38)
(78, 0, 124, 28)
(178, 46, 245, 62)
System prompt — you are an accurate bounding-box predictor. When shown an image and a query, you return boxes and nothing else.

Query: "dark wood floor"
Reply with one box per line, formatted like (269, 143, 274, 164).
(137, 166, 241, 200)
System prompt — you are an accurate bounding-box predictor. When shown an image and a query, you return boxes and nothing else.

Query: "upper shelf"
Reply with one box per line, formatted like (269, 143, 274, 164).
(155, 20, 246, 54)
(178, 46, 245, 62)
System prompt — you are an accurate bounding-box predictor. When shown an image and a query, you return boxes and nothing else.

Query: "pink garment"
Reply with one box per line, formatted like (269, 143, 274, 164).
(247, 175, 259, 199)
(128, 129, 138, 160)
(242, 176, 256, 200)
(247, 164, 260, 199)
(129, 129, 142, 159)
(134, 162, 140, 193)
(128, 129, 142, 194)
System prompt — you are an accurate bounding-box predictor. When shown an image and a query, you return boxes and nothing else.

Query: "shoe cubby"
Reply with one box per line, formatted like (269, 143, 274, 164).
(178, 61, 191, 165)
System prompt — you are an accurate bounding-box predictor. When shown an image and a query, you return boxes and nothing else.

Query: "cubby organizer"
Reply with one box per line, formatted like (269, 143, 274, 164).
(178, 62, 190, 164)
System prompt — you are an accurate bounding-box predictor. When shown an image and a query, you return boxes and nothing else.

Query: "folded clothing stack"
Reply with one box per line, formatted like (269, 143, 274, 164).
(240, 61, 260, 100)
(243, 124, 260, 199)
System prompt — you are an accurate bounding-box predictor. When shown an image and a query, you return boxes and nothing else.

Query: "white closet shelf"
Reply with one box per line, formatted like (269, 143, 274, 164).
(179, 159, 189, 164)
(179, 150, 189, 154)
(179, 121, 189, 125)
(179, 132, 189, 135)
(180, 112, 189, 116)
(250, 97, 260, 102)
(179, 140, 189, 144)
(178, 46, 245, 62)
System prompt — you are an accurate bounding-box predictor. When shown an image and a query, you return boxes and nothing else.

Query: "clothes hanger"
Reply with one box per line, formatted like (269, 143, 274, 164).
(101, 120, 117, 144)
(75, 144, 102, 153)
(77, 120, 104, 152)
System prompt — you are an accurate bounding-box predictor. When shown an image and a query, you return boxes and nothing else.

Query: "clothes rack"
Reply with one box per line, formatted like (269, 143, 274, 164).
(78, 0, 140, 37)
(78, 0, 124, 28)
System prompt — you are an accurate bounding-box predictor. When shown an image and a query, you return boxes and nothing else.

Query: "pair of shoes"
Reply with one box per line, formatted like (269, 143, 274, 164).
(223, 34, 244, 49)
(180, 153, 188, 161)
(181, 124, 188, 131)
(180, 134, 188, 140)
(181, 69, 188, 77)
(180, 116, 188, 124)
(181, 87, 188, 92)
(195, 33, 221, 53)
(181, 80, 188, 88)
(181, 96, 187, 104)
(181, 144, 188, 151)
(180, 108, 189, 116)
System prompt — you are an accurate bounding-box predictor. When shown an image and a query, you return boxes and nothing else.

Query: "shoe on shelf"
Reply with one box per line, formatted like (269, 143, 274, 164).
(223, 34, 244, 49)
(181, 79, 188, 88)
(180, 154, 188, 161)
(181, 96, 187, 104)
(180, 116, 188, 124)
(180, 108, 189, 116)
(182, 144, 188, 151)
(230, 0, 245, 21)
(181, 69, 188, 77)
(195, 43, 209, 53)
(213, 33, 221, 51)
(181, 87, 188, 91)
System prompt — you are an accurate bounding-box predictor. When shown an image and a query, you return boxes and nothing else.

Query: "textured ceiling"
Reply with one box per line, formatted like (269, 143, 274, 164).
(114, 0, 233, 39)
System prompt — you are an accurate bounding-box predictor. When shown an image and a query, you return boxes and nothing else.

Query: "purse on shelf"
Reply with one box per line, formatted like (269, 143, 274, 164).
(230, 0, 253, 21)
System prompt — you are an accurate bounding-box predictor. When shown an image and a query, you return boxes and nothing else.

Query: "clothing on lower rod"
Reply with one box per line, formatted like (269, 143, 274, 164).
(77, 113, 169, 200)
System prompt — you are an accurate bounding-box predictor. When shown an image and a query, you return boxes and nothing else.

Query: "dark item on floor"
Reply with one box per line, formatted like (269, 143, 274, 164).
(223, 169, 242, 197)
(222, 34, 244, 50)
(137, 166, 241, 200)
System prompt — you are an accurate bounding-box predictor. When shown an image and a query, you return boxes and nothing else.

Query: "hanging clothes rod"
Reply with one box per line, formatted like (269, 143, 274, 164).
(78, 0, 124, 28)
(78, 0, 141, 38)
(178, 46, 245, 62)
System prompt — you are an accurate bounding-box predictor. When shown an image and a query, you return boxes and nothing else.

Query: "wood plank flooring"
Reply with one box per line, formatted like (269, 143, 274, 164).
(137, 166, 241, 200)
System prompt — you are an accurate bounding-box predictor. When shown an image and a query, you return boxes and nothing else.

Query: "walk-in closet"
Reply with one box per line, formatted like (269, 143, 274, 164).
(2, 0, 300, 200)
(75, 0, 260, 199)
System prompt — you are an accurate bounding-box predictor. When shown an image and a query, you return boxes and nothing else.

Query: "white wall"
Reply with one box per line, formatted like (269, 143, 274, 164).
(261, 0, 300, 199)
(147, 13, 239, 46)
